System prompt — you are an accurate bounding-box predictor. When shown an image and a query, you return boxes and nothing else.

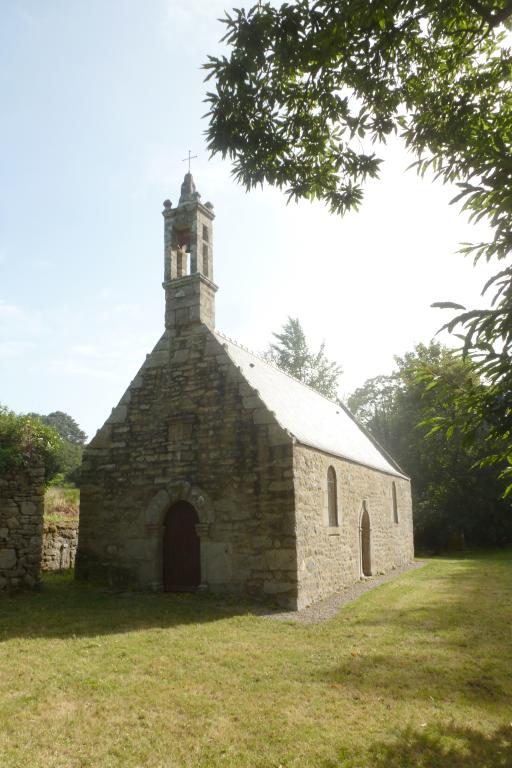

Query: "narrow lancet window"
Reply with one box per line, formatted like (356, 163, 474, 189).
(327, 466, 338, 526)
(392, 481, 399, 523)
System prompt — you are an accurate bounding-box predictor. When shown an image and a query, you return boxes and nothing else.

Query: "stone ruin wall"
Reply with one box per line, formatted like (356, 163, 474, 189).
(42, 520, 79, 572)
(0, 461, 45, 592)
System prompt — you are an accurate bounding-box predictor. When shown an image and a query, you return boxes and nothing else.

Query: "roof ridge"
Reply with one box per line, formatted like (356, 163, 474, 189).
(214, 329, 345, 409)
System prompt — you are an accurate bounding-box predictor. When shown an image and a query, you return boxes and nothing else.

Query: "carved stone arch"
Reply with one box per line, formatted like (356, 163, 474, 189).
(144, 481, 215, 529)
(358, 499, 371, 529)
(143, 481, 215, 592)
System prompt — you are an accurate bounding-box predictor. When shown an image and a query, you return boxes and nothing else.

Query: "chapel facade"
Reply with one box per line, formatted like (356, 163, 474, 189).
(76, 174, 414, 609)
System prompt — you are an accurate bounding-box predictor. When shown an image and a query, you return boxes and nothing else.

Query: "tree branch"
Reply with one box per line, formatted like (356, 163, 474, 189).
(467, 0, 512, 28)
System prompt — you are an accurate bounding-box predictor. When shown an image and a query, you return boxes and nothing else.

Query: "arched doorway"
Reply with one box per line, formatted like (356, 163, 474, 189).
(163, 500, 201, 591)
(360, 502, 371, 577)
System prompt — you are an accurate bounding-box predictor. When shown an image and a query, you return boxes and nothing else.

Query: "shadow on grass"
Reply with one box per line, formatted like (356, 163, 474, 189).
(314, 550, 512, 706)
(337, 723, 512, 768)
(318, 648, 510, 705)
(0, 571, 259, 641)
(351, 552, 511, 640)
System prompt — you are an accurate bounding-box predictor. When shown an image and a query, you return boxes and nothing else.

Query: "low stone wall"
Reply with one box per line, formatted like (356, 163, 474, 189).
(0, 461, 45, 592)
(42, 520, 79, 571)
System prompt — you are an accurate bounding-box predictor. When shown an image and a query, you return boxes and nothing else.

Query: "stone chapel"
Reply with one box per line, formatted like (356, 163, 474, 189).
(76, 173, 414, 609)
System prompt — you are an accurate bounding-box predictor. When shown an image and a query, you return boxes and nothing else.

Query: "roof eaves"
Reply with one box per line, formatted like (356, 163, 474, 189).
(294, 439, 409, 480)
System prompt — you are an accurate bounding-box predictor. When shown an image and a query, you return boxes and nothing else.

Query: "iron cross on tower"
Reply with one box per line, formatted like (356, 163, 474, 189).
(182, 150, 198, 173)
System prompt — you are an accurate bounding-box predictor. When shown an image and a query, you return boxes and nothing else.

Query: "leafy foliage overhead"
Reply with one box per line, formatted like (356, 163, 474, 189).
(206, 1, 512, 224)
(205, 1, 512, 490)
(266, 316, 342, 398)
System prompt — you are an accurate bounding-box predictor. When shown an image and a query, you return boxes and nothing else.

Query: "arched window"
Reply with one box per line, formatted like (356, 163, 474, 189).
(327, 466, 338, 526)
(392, 481, 399, 524)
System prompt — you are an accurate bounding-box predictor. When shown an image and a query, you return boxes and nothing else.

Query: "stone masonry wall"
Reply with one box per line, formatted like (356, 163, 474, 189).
(76, 323, 298, 607)
(0, 461, 45, 592)
(294, 444, 414, 609)
(42, 520, 79, 571)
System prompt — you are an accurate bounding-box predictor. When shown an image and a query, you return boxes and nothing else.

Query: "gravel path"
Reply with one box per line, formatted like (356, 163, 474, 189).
(262, 561, 425, 625)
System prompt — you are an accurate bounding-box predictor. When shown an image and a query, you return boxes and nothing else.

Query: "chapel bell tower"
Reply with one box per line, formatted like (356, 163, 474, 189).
(162, 173, 217, 331)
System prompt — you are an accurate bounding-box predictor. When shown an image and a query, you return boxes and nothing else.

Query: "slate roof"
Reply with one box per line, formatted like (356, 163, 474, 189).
(216, 332, 407, 479)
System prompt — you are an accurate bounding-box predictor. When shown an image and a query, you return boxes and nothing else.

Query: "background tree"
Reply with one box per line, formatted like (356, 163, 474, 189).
(266, 316, 343, 398)
(205, 1, 512, 490)
(38, 411, 87, 445)
(348, 342, 512, 551)
(27, 410, 87, 486)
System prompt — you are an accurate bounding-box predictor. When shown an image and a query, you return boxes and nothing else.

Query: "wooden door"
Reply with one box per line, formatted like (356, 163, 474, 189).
(361, 505, 371, 577)
(163, 501, 201, 591)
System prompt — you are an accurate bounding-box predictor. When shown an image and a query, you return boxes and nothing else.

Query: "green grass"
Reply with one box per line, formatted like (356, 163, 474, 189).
(44, 485, 79, 524)
(0, 552, 511, 767)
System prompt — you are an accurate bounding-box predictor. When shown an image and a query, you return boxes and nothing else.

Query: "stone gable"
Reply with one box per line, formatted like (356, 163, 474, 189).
(77, 324, 299, 605)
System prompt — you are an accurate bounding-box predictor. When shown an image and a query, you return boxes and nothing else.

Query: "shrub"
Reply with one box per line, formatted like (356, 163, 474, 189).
(0, 405, 62, 484)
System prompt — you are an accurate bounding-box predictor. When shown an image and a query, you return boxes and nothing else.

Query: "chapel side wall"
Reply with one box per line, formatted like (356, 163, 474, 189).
(0, 461, 45, 592)
(76, 326, 298, 607)
(293, 444, 414, 609)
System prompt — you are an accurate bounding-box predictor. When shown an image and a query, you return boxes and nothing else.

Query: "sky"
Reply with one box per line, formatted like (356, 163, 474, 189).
(0, 0, 496, 440)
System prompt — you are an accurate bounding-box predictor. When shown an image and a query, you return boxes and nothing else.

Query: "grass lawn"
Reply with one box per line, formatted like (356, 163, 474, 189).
(1, 552, 511, 768)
